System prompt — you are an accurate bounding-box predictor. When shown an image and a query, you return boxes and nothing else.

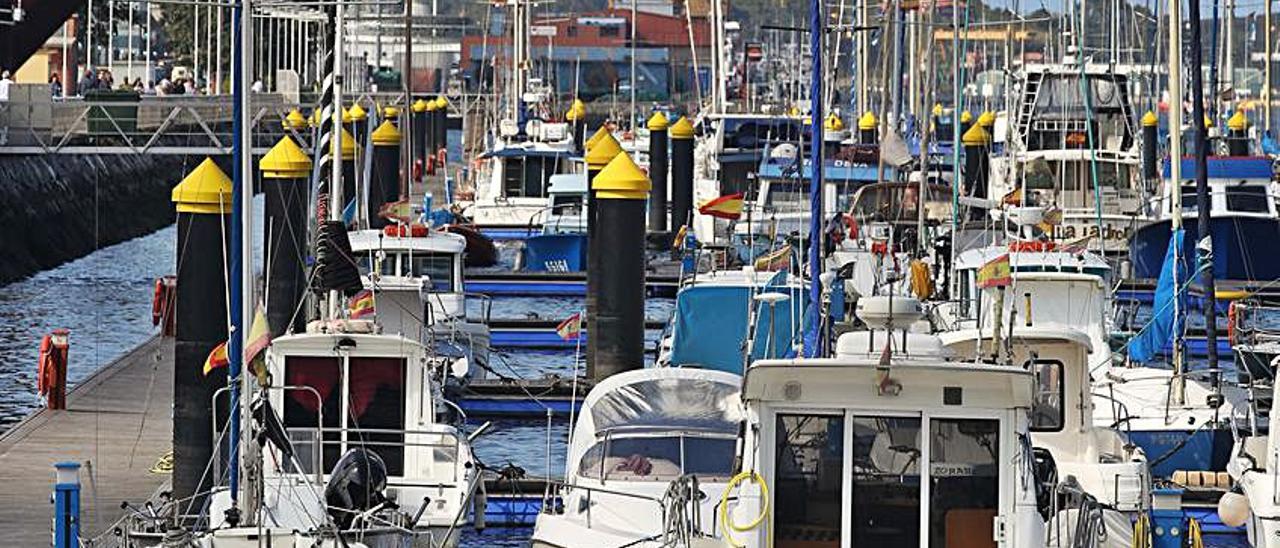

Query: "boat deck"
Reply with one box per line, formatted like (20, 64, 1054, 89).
(0, 336, 172, 544)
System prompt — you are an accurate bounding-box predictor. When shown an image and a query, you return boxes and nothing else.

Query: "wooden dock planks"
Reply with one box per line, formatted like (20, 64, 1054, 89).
(0, 336, 173, 544)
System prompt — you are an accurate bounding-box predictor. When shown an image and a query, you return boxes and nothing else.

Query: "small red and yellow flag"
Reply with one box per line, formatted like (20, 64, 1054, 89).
(976, 254, 1012, 289)
(556, 312, 583, 341)
(349, 289, 376, 318)
(202, 341, 229, 376)
(698, 193, 745, 220)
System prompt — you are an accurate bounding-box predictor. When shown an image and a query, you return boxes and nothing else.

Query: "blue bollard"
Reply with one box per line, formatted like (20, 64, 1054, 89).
(53, 461, 81, 548)
(1151, 487, 1185, 548)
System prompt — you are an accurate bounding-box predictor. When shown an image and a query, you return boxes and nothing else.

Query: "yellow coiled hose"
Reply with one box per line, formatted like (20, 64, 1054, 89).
(1188, 517, 1203, 548)
(1131, 513, 1151, 548)
(720, 470, 770, 548)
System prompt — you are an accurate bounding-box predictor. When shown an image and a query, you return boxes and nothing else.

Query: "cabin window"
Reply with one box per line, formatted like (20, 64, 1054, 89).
(1180, 185, 1199, 214)
(346, 357, 407, 476)
(1029, 360, 1065, 432)
(501, 156, 563, 198)
(774, 414, 844, 548)
(358, 253, 398, 277)
(577, 435, 735, 481)
(1225, 185, 1269, 213)
(929, 418, 1000, 548)
(408, 254, 455, 291)
(283, 356, 343, 473)
(764, 181, 808, 210)
(551, 193, 584, 215)
(849, 416, 921, 546)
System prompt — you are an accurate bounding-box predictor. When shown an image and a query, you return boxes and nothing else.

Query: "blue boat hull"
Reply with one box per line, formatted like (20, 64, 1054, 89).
(1132, 216, 1280, 281)
(1126, 427, 1234, 478)
(518, 233, 587, 272)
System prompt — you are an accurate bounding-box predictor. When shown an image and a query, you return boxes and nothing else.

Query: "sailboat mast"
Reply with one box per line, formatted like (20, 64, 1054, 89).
(1267, 0, 1273, 132)
(1168, 0, 1185, 405)
(329, 0, 346, 324)
(234, 0, 258, 518)
(1187, 0, 1223, 398)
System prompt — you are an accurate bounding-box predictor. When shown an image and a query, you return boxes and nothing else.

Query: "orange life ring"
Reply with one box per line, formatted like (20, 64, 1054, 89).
(383, 223, 430, 237)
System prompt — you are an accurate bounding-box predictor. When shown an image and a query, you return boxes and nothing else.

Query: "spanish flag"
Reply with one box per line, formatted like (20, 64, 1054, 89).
(556, 312, 583, 341)
(202, 341, 229, 376)
(698, 193, 745, 220)
(976, 254, 1012, 289)
(1001, 187, 1023, 206)
(349, 289, 376, 318)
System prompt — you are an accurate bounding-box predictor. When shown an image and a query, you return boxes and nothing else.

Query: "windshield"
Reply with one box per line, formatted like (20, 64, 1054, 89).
(850, 184, 952, 223)
(577, 435, 736, 481)
(589, 377, 741, 434)
(408, 254, 455, 292)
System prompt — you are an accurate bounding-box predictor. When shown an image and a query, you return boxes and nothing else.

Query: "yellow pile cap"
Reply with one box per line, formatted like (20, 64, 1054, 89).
(857, 111, 877, 130)
(592, 151, 651, 200)
(1141, 111, 1158, 127)
(371, 120, 402, 146)
(977, 111, 996, 128)
(647, 111, 670, 131)
(283, 109, 307, 131)
(260, 136, 312, 178)
(434, 96, 449, 110)
(1227, 110, 1248, 131)
(585, 125, 611, 151)
(825, 113, 845, 132)
(961, 123, 990, 146)
(932, 103, 944, 116)
(172, 158, 233, 214)
(412, 98, 429, 113)
(585, 131, 623, 170)
(339, 128, 356, 160)
(960, 111, 973, 124)
(383, 106, 400, 119)
(348, 103, 368, 121)
(670, 116, 695, 139)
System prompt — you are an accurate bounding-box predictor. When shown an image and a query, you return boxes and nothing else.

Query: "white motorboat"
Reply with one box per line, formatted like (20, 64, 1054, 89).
(530, 367, 743, 547)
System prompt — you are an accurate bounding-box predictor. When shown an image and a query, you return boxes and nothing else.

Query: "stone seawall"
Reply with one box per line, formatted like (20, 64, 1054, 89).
(0, 154, 205, 285)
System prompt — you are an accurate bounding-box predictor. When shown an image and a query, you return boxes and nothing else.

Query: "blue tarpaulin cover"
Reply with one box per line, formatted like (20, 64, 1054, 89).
(669, 272, 801, 373)
(1128, 228, 1187, 362)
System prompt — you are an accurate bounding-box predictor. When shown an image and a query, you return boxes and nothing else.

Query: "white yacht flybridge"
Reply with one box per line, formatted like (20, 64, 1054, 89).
(988, 61, 1148, 254)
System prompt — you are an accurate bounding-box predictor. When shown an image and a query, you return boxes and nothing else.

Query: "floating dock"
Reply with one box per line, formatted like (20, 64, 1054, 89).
(0, 337, 173, 544)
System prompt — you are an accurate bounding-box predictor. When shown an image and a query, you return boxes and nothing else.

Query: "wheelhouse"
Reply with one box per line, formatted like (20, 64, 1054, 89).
(348, 229, 467, 338)
(734, 354, 1039, 548)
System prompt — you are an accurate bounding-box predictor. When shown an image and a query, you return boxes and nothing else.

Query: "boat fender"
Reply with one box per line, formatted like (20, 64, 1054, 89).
(720, 470, 770, 547)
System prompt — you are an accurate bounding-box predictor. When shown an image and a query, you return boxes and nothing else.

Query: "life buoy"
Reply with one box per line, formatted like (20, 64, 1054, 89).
(151, 278, 164, 327)
(37, 334, 55, 397)
(383, 223, 430, 238)
(1010, 240, 1057, 253)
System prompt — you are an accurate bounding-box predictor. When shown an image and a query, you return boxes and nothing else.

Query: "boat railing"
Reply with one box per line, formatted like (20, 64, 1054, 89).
(211, 384, 326, 487)
(541, 477, 702, 543)
(289, 426, 468, 483)
(522, 202, 585, 237)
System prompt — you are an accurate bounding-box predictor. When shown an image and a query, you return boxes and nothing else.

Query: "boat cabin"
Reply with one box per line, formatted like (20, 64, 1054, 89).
(209, 330, 477, 531)
(1155, 156, 1278, 220)
(540, 172, 588, 234)
(728, 337, 1044, 547)
(349, 228, 467, 337)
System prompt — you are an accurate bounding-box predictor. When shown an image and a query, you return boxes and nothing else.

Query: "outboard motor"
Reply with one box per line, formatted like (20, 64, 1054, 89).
(324, 448, 390, 528)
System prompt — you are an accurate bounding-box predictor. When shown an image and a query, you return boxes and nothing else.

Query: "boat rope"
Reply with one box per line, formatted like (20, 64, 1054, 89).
(1112, 260, 1210, 371)
(719, 470, 770, 548)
